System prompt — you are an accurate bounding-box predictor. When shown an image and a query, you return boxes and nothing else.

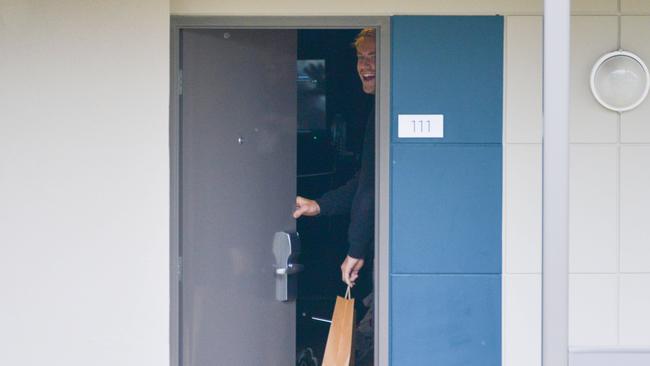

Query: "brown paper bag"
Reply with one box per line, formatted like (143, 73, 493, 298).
(322, 286, 356, 366)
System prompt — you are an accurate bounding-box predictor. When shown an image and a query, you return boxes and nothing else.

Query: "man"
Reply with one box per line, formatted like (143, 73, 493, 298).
(293, 27, 375, 288)
(293, 28, 376, 364)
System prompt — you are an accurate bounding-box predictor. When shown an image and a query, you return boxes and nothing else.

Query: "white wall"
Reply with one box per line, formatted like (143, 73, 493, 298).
(3, 0, 649, 365)
(171, 0, 650, 15)
(569, 14, 650, 348)
(503, 15, 544, 366)
(171, 0, 541, 15)
(503, 6, 650, 366)
(0, 1, 170, 365)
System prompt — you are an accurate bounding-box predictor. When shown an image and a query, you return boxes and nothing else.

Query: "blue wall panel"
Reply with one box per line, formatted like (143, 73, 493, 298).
(391, 16, 503, 144)
(390, 15, 503, 365)
(391, 275, 501, 366)
(391, 144, 502, 274)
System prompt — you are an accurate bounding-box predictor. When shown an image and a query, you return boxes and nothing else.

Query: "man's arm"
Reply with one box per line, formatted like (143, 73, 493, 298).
(316, 173, 359, 216)
(293, 173, 359, 219)
(340, 181, 373, 287)
(293, 175, 359, 219)
(345, 180, 373, 259)
(341, 107, 375, 286)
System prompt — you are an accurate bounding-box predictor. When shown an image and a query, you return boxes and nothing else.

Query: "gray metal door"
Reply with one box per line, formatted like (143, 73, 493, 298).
(180, 29, 297, 366)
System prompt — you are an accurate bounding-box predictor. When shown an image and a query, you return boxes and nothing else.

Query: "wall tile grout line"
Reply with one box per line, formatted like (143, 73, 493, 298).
(508, 142, 650, 145)
(506, 272, 650, 275)
(567, 142, 650, 146)
(617, 106, 622, 345)
(568, 272, 650, 275)
(390, 273, 503, 276)
(616, 5, 622, 338)
(502, 15, 509, 365)
(390, 141, 503, 146)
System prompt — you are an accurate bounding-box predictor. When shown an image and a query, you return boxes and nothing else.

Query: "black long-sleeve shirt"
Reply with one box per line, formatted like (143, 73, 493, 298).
(317, 108, 375, 259)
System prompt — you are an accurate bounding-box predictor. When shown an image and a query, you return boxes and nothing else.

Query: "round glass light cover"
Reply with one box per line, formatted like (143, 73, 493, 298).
(590, 51, 650, 112)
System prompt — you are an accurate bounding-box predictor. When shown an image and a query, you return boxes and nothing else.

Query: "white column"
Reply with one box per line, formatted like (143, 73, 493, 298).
(543, 0, 570, 366)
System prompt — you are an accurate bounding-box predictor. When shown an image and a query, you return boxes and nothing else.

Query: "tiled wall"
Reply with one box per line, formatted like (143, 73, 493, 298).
(391, 16, 503, 365)
(503, 12, 650, 366)
(570, 14, 650, 348)
(502, 15, 543, 366)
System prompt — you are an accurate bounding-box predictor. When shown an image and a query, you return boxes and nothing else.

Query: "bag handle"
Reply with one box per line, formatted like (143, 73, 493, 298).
(345, 286, 352, 299)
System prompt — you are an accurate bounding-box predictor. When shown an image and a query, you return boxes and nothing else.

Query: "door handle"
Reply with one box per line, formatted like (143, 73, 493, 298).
(273, 231, 303, 302)
(275, 263, 304, 276)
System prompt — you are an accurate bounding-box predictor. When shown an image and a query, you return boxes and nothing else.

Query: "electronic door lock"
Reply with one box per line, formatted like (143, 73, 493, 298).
(273, 231, 303, 302)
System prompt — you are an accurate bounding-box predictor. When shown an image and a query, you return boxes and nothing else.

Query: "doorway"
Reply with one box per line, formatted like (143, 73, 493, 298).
(170, 17, 390, 366)
(295, 29, 373, 365)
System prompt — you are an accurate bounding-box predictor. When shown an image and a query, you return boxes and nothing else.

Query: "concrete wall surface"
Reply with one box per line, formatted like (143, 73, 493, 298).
(0, 1, 170, 365)
(504, 12, 650, 366)
(171, 0, 650, 15)
(2, 0, 650, 365)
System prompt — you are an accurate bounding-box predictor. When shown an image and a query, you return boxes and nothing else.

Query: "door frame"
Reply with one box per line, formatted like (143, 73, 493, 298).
(170, 16, 391, 366)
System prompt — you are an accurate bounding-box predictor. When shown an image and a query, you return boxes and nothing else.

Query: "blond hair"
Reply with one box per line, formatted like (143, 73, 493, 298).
(353, 28, 376, 49)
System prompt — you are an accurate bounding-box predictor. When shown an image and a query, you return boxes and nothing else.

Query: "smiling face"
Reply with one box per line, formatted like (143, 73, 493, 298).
(356, 36, 376, 95)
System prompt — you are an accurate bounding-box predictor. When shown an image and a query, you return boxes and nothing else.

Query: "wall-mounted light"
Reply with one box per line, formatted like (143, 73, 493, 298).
(590, 50, 650, 112)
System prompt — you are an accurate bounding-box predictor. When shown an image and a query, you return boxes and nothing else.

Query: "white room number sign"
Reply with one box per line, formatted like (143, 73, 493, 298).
(398, 114, 444, 138)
